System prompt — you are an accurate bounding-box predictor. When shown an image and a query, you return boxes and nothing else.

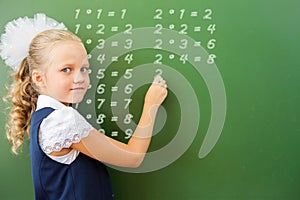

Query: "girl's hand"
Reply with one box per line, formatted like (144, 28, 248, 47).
(144, 75, 168, 106)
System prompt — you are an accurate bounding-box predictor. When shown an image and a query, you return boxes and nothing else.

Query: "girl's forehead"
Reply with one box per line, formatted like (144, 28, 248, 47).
(50, 40, 84, 53)
(46, 41, 87, 64)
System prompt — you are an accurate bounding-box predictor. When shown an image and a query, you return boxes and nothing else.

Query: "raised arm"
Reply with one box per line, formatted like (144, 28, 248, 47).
(71, 76, 167, 168)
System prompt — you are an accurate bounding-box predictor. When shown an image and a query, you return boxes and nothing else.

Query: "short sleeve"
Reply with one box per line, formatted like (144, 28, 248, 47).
(39, 107, 93, 154)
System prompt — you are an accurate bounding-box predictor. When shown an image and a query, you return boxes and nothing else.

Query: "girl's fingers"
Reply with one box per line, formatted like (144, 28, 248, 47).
(153, 75, 162, 84)
(153, 75, 167, 87)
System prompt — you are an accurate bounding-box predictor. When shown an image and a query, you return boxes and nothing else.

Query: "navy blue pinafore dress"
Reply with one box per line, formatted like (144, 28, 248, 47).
(30, 107, 114, 200)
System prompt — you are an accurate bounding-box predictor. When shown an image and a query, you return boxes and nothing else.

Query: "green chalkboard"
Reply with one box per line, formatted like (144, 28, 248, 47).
(0, 0, 299, 199)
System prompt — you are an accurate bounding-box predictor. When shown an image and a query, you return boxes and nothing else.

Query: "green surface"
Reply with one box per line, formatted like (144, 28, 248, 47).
(0, 0, 299, 199)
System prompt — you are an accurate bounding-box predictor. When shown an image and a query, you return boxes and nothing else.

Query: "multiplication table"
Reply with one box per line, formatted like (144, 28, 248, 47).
(73, 7, 223, 160)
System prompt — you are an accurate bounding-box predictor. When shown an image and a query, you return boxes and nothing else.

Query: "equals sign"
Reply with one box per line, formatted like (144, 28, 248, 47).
(108, 11, 115, 17)
(194, 26, 201, 32)
(111, 26, 119, 32)
(194, 41, 201, 47)
(111, 86, 118, 92)
(111, 116, 118, 122)
(111, 41, 119, 47)
(194, 56, 202, 62)
(110, 101, 118, 107)
(191, 11, 198, 17)
(111, 56, 118, 62)
(111, 131, 118, 137)
(111, 71, 119, 77)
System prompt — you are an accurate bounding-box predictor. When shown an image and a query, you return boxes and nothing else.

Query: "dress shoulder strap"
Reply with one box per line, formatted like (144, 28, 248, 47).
(31, 107, 55, 126)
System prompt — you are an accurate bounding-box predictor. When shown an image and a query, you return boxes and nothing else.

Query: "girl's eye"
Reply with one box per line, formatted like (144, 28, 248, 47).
(62, 68, 71, 73)
(80, 67, 88, 72)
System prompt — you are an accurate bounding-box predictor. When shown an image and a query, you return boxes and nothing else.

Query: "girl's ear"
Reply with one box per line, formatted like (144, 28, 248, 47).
(31, 69, 45, 88)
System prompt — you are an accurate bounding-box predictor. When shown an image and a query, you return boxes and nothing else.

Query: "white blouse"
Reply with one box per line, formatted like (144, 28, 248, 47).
(36, 95, 93, 164)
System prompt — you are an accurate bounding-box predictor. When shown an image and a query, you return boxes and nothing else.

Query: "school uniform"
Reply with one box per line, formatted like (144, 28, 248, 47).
(30, 95, 114, 200)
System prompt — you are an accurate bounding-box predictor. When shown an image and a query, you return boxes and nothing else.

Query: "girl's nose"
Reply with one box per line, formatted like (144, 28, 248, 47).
(73, 71, 85, 83)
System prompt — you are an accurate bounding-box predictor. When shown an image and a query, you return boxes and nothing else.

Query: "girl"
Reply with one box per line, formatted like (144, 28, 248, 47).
(1, 15, 167, 199)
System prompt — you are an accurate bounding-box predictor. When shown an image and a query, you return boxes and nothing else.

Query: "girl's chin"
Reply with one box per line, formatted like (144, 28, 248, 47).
(61, 97, 84, 105)
(70, 97, 84, 104)
(70, 92, 86, 103)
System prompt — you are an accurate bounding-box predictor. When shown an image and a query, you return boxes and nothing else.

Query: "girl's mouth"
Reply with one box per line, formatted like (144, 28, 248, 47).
(71, 87, 84, 91)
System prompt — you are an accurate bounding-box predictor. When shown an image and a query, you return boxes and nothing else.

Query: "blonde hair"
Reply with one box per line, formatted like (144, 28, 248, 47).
(4, 29, 82, 154)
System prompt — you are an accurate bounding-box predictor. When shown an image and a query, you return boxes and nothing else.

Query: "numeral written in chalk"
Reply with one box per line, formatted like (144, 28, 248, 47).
(153, 54, 215, 64)
(98, 53, 128, 64)
(74, 8, 127, 19)
(74, 24, 133, 35)
(153, 8, 213, 20)
(96, 98, 132, 109)
(89, 53, 129, 65)
(95, 114, 134, 125)
(108, 129, 133, 139)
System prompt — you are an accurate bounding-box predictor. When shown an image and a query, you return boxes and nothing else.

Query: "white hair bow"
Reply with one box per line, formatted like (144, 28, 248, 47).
(0, 13, 67, 71)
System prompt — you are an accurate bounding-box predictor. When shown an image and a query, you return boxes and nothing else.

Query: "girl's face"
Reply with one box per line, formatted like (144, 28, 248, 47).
(39, 41, 90, 105)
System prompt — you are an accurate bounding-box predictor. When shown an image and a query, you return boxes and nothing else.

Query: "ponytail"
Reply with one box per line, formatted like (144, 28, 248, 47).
(3, 29, 81, 154)
(3, 57, 39, 154)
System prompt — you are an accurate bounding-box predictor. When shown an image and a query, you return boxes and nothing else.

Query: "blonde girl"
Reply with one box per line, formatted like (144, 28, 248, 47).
(1, 14, 167, 199)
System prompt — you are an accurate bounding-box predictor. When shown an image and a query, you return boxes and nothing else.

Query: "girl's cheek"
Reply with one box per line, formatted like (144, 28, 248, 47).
(86, 76, 90, 84)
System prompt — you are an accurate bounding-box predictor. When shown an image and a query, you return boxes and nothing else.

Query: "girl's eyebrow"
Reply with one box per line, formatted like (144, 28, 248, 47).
(82, 63, 90, 68)
(60, 62, 89, 67)
(58, 63, 73, 69)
